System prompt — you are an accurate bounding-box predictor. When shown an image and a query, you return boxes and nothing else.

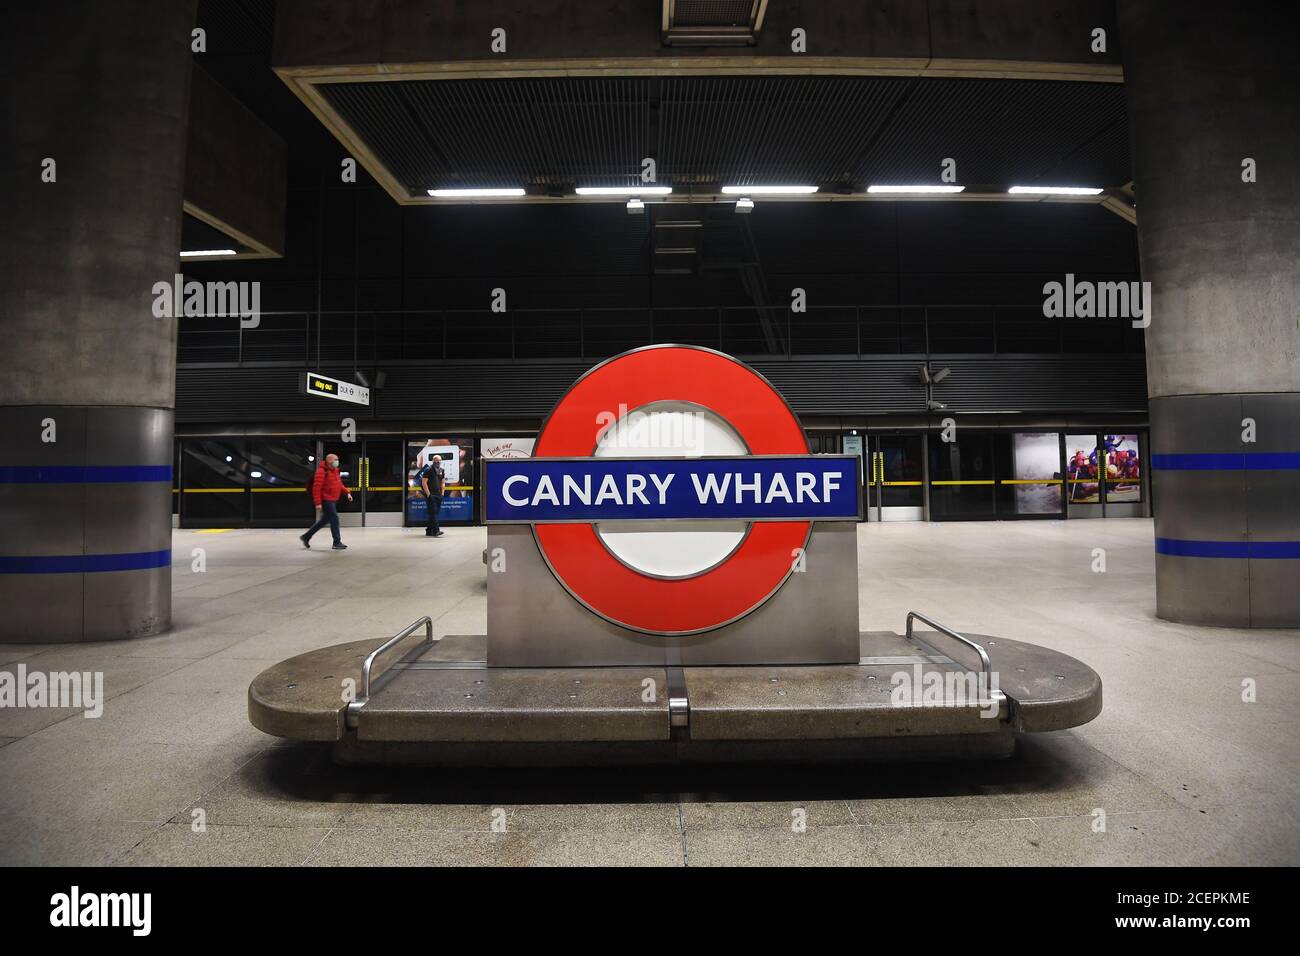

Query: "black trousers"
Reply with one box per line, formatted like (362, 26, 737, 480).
(425, 495, 443, 534)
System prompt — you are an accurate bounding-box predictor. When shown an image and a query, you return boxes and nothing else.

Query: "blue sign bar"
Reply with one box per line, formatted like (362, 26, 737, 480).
(486, 456, 860, 523)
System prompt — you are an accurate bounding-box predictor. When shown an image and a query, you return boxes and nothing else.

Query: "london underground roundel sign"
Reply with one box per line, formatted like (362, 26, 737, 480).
(484, 345, 860, 635)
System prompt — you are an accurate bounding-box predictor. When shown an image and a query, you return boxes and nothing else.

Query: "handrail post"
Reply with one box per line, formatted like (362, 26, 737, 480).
(348, 615, 436, 721)
(904, 608, 993, 686)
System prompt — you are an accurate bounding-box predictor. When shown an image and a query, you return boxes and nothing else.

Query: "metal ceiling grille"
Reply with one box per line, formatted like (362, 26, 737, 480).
(317, 75, 1130, 196)
(663, 0, 768, 45)
(857, 79, 1130, 185)
(672, 1, 758, 27)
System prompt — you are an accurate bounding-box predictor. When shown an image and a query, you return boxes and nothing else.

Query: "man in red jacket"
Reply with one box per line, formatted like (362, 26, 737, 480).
(300, 453, 353, 550)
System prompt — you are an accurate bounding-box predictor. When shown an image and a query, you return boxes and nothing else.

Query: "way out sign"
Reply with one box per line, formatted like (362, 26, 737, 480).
(303, 372, 369, 406)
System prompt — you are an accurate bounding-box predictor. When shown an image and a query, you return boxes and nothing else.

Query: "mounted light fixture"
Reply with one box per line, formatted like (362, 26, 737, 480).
(734, 197, 755, 213)
(427, 188, 526, 198)
(576, 186, 672, 196)
(721, 185, 817, 195)
(1007, 186, 1103, 196)
(179, 249, 237, 257)
(867, 185, 965, 194)
(626, 198, 645, 213)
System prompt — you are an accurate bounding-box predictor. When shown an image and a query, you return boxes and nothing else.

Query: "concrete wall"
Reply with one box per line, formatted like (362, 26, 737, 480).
(273, 0, 1121, 72)
(0, 1, 197, 641)
(186, 64, 288, 257)
(2, 3, 194, 410)
(1120, 1, 1299, 399)
(1120, 0, 1300, 626)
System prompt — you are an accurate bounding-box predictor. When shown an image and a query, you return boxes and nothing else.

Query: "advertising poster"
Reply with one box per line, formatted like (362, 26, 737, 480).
(1103, 433, 1142, 502)
(1065, 434, 1101, 504)
(406, 437, 474, 523)
(480, 437, 536, 460)
(1011, 432, 1063, 514)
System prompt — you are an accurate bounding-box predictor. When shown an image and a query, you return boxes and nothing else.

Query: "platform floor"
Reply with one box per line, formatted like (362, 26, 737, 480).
(0, 518, 1296, 866)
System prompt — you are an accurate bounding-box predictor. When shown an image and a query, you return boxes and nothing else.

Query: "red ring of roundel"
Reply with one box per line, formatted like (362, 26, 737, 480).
(533, 346, 811, 635)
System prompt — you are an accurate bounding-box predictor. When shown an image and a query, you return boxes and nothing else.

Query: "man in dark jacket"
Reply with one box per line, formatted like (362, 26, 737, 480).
(300, 453, 353, 550)
(417, 454, 446, 537)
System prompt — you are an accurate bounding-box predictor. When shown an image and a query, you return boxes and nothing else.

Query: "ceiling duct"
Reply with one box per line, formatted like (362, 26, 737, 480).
(662, 0, 768, 46)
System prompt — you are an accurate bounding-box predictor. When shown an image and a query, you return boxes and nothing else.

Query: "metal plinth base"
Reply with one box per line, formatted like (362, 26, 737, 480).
(248, 626, 1101, 765)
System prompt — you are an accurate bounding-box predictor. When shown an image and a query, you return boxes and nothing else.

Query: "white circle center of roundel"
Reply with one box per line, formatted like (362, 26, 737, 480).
(593, 402, 749, 578)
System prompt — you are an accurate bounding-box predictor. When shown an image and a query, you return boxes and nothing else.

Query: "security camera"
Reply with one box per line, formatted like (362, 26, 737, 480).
(931, 367, 951, 383)
(926, 400, 947, 411)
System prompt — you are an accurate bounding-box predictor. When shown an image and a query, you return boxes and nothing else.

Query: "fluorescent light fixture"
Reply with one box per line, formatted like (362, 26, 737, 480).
(575, 186, 672, 196)
(250, 471, 262, 479)
(626, 198, 645, 213)
(180, 249, 237, 257)
(734, 197, 755, 213)
(721, 185, 817, 195)
(1007, 186, 1103, 196)
(427, 187, 526, 198)
(867, 185, 965, 194)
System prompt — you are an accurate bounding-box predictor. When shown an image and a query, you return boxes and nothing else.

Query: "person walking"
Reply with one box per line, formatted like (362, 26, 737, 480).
(300, 453, 353, 550)
(417, 454, 445, 537)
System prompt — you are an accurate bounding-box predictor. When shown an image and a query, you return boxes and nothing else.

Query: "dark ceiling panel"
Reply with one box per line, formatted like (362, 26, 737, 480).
(195, 0, 275, 55)
(857, 78, 1129, 185)
(317, 75, 1131, 196)
(181, 212, 249, 254)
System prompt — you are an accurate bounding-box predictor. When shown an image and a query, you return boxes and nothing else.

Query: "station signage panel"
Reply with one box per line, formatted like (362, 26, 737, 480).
(486, 456, 858, 522)
(303, 372, 369, 406)
(486, 344, 862, 636)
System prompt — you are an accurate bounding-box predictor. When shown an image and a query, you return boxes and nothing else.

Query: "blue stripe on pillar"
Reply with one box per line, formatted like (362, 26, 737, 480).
(1151, 452, 1300, 470)
(1156, 538, 1300, 559)
(0, 550, 173, 573)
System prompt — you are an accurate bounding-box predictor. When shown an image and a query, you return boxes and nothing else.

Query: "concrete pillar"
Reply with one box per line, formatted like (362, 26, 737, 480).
(0, 2, 196, 641)
(1119, 2, 1300, 626)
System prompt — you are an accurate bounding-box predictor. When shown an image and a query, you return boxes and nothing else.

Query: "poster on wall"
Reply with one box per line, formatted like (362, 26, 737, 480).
(406, 437, 474, 523)
(1103, 434, 1142, 502)
(1065, 434, 1101, 504)
(1011, 432, 1062, 514)
(480, 437, 536, 460)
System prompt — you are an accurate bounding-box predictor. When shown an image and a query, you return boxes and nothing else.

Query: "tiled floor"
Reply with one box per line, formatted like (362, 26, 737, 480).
(0, 519, 1296, 866)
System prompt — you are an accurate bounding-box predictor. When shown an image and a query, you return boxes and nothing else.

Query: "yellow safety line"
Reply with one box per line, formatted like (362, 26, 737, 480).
(930, 480, 996, 485)
(1000, 479, 1064, 485)
(880, 481, 923, 486)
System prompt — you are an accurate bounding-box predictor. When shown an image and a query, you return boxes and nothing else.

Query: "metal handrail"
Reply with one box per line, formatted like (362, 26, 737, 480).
(354, 616, 435, 708)
(905, 611, 993, 679)
(178, 302, 1132, 368)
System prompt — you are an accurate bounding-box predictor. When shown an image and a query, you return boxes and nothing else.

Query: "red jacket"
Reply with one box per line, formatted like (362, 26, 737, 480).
(311, 464, 350, 505)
